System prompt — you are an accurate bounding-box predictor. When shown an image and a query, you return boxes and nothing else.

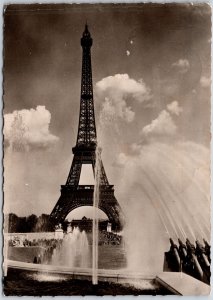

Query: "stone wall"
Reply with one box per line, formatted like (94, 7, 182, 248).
(5, 232, 55, 241)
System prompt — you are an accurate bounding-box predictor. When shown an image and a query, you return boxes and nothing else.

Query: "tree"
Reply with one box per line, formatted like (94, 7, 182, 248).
(26, 214, 38, 232)
(7, 213, 19, 233)
(35, 214, 54, 232)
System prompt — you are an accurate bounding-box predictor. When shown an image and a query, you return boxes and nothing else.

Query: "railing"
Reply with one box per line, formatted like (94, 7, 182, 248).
(61, 185, 114, 191)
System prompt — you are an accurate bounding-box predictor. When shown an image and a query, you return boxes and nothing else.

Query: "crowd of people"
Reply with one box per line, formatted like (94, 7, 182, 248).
(32, 238, 63, 264)
(9, 237, 63, 264)
(100, 231, 122, 245)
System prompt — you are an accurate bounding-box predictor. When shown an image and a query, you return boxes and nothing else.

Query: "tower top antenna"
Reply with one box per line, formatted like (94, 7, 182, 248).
(81, 23, 92, 48)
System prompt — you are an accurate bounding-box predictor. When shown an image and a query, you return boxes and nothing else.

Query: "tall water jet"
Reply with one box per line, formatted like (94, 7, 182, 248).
(80, 230, 90, 267)
(51, 227, 89, 268)
(92, 147, 101, 284)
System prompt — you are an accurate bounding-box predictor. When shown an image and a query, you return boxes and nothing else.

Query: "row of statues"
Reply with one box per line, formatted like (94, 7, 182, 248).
(164, 238, 211, 284)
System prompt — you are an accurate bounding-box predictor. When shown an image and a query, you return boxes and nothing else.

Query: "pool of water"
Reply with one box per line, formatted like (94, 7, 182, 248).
(3, 268, 172, 296)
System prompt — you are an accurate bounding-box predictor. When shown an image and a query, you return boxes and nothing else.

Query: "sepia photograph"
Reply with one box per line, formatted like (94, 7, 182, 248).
(2, 2, 211, 296)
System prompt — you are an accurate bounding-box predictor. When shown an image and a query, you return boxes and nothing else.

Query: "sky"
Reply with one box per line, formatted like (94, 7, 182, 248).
(3, 3, 211, 252)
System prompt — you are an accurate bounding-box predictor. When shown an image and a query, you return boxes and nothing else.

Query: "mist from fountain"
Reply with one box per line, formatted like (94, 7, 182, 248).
(116, 141, 210, 274)
(51, 227, 90, 268)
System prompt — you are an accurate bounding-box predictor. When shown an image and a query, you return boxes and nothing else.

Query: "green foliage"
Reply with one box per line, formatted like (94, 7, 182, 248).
(5, 213, 54, 233)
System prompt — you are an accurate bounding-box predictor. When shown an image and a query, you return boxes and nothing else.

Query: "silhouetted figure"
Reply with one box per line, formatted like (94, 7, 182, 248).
(33, 256, 37, 264)
(37, 254, 41, 264)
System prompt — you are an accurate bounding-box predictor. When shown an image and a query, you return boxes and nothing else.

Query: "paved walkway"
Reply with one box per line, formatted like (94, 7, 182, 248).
(156, 272, 210, 295)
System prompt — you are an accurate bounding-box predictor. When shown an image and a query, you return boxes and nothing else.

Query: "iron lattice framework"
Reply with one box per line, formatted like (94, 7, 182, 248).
(50, 25, 123, 229)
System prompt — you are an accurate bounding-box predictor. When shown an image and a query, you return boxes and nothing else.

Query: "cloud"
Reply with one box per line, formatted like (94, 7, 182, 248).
(95, 74, 152, 123)
(200, 75, 211, 88)
(4, 105, 59, 151)
(142, 110, 177, 138)
(96, 74, 151, 103)
(141, 101, 182, 139)
(172, 59, 190, 74)
(167, 101, 183, 116)
(101, 96, 135, 123)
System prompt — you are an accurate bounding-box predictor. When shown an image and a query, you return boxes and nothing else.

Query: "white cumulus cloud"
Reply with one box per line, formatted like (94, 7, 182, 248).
(200, 75, 211, 88)
(4, 105, 59, 151)
(95, 74, 152, 123)
(167, 101, 183, 116)
(142, 110, 177, 137)
(141, 101, 182, 139)
(101, 96, 135, 123)
(172, 59, 190, 74)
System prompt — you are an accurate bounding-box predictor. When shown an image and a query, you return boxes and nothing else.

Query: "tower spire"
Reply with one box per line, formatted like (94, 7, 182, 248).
(76, 24, 96, 146)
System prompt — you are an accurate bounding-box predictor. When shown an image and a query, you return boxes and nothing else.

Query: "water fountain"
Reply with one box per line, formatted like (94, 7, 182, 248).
(3, 97, 211, 295)
(92, 147, 101, 284)
(4, 140, 211, 295)
(117, 141, 210, 276)
(51, 227, 90, 268)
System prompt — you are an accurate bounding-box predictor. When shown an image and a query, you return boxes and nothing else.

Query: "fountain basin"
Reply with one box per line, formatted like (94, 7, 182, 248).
(4, 260, 209, 295)
(156, 272, 210, 295)
(4, 259, 154, 282)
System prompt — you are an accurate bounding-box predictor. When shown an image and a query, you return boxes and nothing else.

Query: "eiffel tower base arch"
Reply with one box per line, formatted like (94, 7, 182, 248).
(50, 185, 124, 231)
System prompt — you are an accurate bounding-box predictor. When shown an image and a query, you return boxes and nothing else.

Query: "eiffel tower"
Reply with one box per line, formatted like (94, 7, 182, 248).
(50, 25, 123, 230)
